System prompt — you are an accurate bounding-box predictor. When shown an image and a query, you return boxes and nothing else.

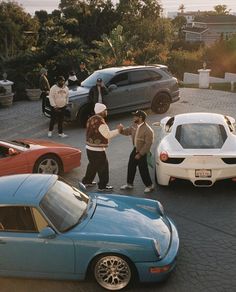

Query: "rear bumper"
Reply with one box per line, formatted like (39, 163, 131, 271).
(135, 219, 179, 283)
(157, 160, 236, 186)
(171, 91, 180, 103)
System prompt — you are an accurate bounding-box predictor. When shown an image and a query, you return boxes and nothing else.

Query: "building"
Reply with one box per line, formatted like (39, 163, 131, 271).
(183, 15, 236, 45)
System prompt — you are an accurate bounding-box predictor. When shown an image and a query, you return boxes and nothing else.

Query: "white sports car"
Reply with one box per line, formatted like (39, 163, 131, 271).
(155, 112, 236, 187)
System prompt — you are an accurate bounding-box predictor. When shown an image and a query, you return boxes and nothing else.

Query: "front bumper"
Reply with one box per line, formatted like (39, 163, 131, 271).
(135, 219, 179, 283)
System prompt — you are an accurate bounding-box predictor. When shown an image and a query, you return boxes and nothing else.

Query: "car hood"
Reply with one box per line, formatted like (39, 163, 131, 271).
(76, 194, 171, 256)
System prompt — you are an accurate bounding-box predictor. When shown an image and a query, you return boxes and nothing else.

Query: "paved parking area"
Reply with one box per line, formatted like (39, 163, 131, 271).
(1, 88, 236, 292)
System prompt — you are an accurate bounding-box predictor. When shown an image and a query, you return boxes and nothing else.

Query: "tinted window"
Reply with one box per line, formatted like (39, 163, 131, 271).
(129, 70, 151, 84)
(81, 72, 113, 87)
(147, 70, 162, 81)
(176, 123, 227, 149)
(0, 206, 36, 232)
(109, 73, 129, 87)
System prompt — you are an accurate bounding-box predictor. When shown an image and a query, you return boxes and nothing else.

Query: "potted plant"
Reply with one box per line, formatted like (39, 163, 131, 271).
(25, 69, 41, 101)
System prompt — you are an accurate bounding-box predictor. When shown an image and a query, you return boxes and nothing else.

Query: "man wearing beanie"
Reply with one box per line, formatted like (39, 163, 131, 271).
(82, 103, 122, 191)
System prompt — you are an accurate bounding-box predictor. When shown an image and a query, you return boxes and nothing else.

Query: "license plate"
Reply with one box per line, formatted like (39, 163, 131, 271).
(195, 169, 212, 178)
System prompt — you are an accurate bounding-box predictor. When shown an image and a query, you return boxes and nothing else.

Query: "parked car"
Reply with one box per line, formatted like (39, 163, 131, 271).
(0, 174, 179, 291)
(155, 112, 236, 187)
(0, 139, 81, 175)
(43, 65, 180, 126)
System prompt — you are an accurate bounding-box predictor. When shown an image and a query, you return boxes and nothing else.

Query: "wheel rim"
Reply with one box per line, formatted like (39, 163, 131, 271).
(153, 96, 170, 114)
(94, 255, 131, 291)
(37, 158, 59, 174)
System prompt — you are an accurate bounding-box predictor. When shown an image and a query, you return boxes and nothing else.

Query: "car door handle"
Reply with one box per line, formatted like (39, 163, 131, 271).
(0, 239, 6, 244)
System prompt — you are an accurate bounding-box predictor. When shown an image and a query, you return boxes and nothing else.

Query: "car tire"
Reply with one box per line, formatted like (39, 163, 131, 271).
(151, 93, 170, 114)
(78, 104, 93, 127)
(93, 254, 133, 291)
(33, 154, 62, 175)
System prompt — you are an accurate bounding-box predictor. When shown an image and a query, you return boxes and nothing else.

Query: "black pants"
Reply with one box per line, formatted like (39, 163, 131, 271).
(82, 149, 109, 189)
(41, 91, 47, 113)
(49, 107, 66, 134)
(127, 148, 152, 187)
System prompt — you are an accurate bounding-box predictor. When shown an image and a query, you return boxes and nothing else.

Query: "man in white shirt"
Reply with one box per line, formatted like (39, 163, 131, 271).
(82, 103, 122, 191)
(48, 76, 69, 138)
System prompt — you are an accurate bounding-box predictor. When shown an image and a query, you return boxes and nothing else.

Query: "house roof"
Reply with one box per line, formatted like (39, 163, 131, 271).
(194, 15, 236, 24)
(183, 27, 208, 34)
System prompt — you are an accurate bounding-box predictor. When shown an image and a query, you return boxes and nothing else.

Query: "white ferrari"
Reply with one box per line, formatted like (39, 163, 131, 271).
(155, 112, 236, 187)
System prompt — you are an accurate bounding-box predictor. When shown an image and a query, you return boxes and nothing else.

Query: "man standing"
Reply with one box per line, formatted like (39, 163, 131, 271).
(39, 68, 50, 113)
(77, 61, 89, 85)
(88, 78, 108, 107)
(82, 103, 122, 191)
(120, 110, 154, 193)
(48, 76, 69, 138)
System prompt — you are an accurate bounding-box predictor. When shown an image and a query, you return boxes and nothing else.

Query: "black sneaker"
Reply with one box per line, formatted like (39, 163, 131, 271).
(84, 181, 97, 187)
(97, 185, 113, 192)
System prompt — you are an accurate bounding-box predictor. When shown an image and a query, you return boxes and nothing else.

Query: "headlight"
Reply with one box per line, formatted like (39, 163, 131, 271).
(157, 201, 164, 216)
(153, 239, 161, 258)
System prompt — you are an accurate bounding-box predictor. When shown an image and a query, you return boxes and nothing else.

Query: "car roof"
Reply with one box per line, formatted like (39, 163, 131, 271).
(97, 65, 166, 74)
(0, 174, 57, 206)
(174, 112, 227, 125)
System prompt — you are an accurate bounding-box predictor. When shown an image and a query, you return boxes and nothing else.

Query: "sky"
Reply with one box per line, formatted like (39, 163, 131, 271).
(16, 0, 236, 14)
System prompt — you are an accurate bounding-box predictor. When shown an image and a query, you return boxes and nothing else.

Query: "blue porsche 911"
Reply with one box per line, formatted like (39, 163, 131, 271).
(0, 174, 179, 290)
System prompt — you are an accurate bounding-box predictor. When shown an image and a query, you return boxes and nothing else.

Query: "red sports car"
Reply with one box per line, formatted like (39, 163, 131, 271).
(0, 139, 81, 176)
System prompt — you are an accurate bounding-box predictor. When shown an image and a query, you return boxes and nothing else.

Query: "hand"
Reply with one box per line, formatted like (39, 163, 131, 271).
(135, 153, 142, 160)
(117, 124, 124, 132)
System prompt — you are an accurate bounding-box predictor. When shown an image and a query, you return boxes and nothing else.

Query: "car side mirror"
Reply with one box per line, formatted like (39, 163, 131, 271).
(38, 227, 56, 239)
(8, 148, 18, 156)
(108, 84, 117, 91)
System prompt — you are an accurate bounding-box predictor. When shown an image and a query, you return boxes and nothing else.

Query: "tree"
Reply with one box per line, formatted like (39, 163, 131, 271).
(213, 5, 231, 15)
(0, 1, 39, 59)
(92, 25, 133, 66)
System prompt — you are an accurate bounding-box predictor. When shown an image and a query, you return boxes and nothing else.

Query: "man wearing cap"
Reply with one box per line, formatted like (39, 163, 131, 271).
(82, 103, 122, 191)
(48, 76, 69, 138)
(88, 78, 108, 107)
(77, 62, 89, 85)
(120, 110, 154, 193)
(39, 68, 50, 113)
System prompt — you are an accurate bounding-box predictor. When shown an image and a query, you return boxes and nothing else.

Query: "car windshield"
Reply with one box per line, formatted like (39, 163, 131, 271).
(81, 71, 113, 87)
(176, 123, 227, 149)
(40, 180, 89, 232)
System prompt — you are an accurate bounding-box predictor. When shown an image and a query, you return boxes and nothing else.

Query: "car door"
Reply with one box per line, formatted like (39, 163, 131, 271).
(103, 72, 131, 112)
(0, 206, 75, 276)
(127, 70, 154, 107)
(0, 144, 29, 176)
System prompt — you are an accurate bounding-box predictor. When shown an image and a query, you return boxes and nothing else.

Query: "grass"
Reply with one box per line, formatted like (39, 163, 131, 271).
(181, 82, 236, 93)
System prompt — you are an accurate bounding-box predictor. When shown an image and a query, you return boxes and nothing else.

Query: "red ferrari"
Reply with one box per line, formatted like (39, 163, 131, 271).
(0, 139, 81, 176)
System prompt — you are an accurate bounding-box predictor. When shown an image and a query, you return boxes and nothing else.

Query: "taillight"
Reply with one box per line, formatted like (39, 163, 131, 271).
(160, 151, 169, 162)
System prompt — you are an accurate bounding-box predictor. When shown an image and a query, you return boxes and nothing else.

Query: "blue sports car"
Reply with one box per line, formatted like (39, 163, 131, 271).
(0, 174, 179, 290)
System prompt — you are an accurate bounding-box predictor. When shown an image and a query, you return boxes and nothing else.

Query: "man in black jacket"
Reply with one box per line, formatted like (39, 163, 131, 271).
(88, 78, 109, 107)
(77, 62, 89, 85)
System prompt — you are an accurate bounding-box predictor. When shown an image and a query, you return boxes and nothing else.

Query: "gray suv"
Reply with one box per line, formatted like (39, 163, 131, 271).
(43, 65, 180, 126)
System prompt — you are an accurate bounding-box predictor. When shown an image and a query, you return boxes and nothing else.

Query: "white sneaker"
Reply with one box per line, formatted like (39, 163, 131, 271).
(144, 184, 154, 193)
(58, 133, 68, 138)
(120, 184, 134, 190)
(48, 131, 52, 137)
